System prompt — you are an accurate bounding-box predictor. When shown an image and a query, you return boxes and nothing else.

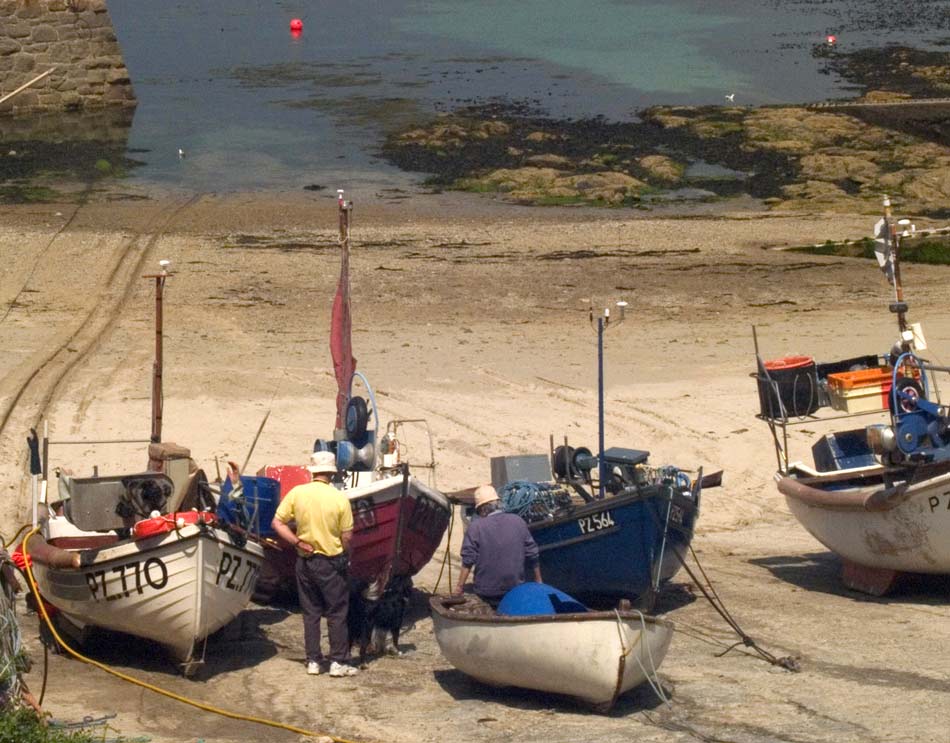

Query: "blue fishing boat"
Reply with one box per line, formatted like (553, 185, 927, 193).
(482, 444, 708, 608)
(452, 302, 716, 608)
(520, 447, 713, 605)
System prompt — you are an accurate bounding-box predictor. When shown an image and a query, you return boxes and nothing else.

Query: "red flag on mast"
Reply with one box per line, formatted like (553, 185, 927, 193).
(331, 192, 356, 431)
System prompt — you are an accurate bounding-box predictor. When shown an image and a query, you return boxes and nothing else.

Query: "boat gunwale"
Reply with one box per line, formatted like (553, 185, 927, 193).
(346, 471, 451, 510)
(429, 595, 674, 628)
(777, 461, 950, 512)
(523, 482, 687, 532)
(35, 523, 264, 570)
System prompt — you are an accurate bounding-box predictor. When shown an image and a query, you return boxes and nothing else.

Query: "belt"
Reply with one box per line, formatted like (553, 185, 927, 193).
(300, 551, 337, 560)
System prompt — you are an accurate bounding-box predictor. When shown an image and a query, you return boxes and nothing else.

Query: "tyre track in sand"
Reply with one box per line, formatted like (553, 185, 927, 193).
(0, 200, 86, 327)
(0, 195, 202, 528)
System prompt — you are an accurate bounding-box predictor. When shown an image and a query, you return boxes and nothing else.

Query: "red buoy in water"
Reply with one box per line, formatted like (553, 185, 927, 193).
(290, 18, 303, 32)
(826, 34, 837, 45)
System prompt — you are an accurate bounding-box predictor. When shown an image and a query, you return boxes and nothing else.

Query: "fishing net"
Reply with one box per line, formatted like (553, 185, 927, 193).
(499, 481, 574, 524)
(0, 548, 28, 710)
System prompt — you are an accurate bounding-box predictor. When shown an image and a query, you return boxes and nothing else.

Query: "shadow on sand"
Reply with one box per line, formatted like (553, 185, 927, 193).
(60, 606, 288, 679)
(749, 551, 950, 604)
(433, 667, 671, 717)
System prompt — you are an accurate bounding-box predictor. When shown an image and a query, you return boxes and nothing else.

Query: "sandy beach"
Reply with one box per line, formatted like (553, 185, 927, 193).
(1, 190, 948, 743)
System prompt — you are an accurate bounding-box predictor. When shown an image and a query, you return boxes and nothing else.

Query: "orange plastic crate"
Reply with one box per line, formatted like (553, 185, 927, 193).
(826, 367, 893, 392)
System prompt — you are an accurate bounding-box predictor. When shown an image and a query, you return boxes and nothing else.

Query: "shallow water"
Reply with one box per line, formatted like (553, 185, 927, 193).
(32, 1, 950, 191)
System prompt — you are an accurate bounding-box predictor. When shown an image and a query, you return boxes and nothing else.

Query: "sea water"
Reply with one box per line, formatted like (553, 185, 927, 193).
(100, 0, 949, 192)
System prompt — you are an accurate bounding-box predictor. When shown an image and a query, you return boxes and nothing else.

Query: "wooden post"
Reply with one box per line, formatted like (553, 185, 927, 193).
(144, 262, 170, 443)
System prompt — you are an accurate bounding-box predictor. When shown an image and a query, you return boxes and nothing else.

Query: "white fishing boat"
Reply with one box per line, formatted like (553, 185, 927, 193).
(22, 262, 263, 674)
(430, 594, 673, 711)
(756, 196, 950, 595)
(28, 510, 262, 675)
(777, 462, 950, 578)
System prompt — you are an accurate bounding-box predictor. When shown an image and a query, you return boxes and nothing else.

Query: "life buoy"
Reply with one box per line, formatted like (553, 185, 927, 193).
(132, 511, 216, 540)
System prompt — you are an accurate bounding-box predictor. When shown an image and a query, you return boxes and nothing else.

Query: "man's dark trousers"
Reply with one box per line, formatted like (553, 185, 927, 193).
(295, 554, 349, 664)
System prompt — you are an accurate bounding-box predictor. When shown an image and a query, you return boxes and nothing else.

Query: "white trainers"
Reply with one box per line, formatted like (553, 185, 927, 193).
(329, 661, 358, 677)
(307, 661, 321, 675)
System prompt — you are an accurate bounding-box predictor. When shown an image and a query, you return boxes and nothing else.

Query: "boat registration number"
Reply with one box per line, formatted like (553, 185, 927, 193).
(83, 551, 260, 602)
(577, 511, 616, 535)
(928, 492, 950, 512)
(215, 552, 261, 594)
(85, 557, 170, 602)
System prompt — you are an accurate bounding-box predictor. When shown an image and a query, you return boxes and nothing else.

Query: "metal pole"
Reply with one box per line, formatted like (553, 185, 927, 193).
(597, 316, 606, 499)
(152, 274, 164, 443)
(883, 195, 908, 335)
(42, 420, 49, 481)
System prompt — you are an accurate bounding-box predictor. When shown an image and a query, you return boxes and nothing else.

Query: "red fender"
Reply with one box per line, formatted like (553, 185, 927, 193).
(132, 511, 216, 540)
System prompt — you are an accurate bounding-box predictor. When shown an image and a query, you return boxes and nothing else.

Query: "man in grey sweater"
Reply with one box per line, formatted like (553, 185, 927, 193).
(454, 484, 542, 607)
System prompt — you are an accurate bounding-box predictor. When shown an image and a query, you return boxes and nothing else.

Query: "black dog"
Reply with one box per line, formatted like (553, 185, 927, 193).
(347, 574, 412, 667)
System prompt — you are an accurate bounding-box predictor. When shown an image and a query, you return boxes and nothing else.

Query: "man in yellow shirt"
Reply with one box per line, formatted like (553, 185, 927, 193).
(271, 450, 357, 677)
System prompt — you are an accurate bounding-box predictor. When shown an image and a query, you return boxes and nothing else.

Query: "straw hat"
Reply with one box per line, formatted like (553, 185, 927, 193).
(473, 484, 499, 508)
(307, 450, 338, 475)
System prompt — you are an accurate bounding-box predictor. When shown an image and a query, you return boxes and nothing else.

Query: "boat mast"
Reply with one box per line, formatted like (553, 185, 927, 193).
(882, 195, 911, 339)
(332, 189, 356, 437)
(145, 260, 171, 443)
(591, 300, 627, 499)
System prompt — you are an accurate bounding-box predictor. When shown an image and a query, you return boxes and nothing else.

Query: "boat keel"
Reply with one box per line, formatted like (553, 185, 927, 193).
(840, 559, 901, 596)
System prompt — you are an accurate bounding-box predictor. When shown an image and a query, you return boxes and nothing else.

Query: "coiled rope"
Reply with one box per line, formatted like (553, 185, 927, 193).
(21, 527, 362, 743)
(499, 481, 573, 523)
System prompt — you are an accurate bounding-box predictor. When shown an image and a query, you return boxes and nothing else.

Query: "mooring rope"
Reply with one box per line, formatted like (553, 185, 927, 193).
(614, 609, 671, 707)
(673, 538, 800, 672)
(641, 492, 800, 672)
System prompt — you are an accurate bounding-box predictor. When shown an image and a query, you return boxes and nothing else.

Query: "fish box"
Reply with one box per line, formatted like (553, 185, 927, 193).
(826, 367, 895, 413)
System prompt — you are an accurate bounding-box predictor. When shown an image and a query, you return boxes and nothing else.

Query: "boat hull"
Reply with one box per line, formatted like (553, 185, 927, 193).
(31, 522, 263, 672)
(778, 468, 950, 574)
(430, 596, 673, 710)
(530, 484, 698, 604)
(234, 467, 451, 600)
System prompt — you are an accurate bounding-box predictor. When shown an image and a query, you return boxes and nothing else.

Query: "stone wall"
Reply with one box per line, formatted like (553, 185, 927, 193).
(0, 0, 135, 116)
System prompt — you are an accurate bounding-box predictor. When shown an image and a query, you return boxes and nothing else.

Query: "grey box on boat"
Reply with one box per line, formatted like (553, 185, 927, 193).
(490, 455, 552, 489)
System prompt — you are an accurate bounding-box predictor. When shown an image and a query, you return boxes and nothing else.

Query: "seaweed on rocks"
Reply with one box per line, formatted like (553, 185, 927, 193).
(381, 102, 792, 205)
(814, 45, 950, 101)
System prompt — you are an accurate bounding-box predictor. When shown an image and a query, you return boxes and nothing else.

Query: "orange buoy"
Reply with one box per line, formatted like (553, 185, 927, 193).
(290, 18, 303, 32)
(132, 511, 216, 540)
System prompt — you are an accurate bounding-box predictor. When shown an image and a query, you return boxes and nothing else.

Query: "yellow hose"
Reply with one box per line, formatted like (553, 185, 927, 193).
(21, 527, 362, 743)
(2, 522, 32, 549)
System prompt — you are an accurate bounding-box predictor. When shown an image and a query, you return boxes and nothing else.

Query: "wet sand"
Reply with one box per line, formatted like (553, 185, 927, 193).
(1, 191, 948, 742)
